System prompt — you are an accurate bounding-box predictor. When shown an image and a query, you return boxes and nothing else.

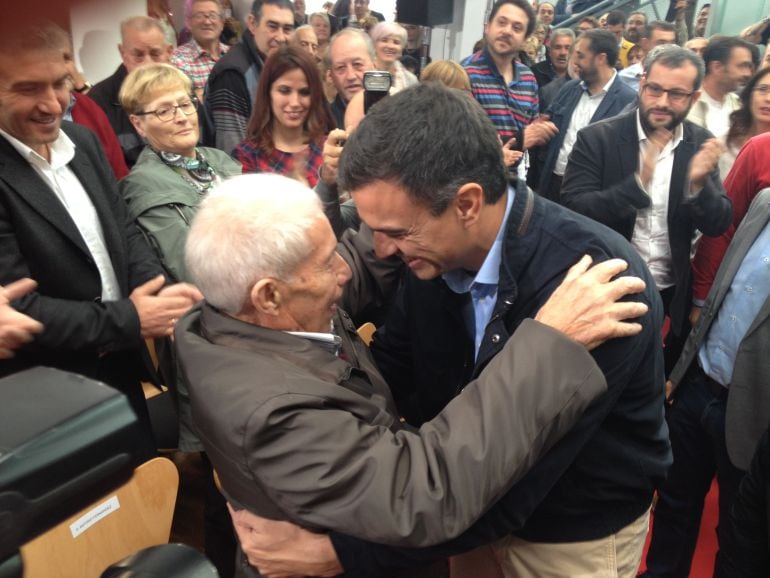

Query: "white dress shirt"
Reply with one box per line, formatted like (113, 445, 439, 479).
(554, 72, 617, 176)
(0, 128, 121, 301)
(631, 112, 684, 290)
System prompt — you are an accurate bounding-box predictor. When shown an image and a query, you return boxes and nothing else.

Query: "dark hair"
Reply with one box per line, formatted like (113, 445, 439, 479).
(628, 11, 647, 23)
(245, 45, 335, 153)
(488, 0, 536, 38)
(726, 66, 770, 147)
(577, 16, 599, 28)
(645, 20, 675, 38)
(644, 44, 705, 89)
(339, 83, 507, 215)
(250, 0, 293, 22)
(606, 10, 626, 26)
(703, 35, 754, 73)
(579, 29, 619, 66)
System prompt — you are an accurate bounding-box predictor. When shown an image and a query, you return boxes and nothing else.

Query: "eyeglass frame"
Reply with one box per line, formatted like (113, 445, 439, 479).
(134, 97, 199, 123)
(640, 81, 696, 104)
(190, 11, 222, 21)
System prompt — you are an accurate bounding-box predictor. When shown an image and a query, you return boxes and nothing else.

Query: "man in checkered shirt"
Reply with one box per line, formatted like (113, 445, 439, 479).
(172, 0, 230, 102)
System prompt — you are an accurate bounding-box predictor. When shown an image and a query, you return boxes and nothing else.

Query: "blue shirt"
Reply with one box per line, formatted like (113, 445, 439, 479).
(698, 214, 770, 386)
(443, 188, 515, 359)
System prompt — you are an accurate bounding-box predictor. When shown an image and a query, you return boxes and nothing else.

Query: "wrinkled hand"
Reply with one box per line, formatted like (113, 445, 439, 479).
(228, 505, 342, 578)
(523, 119, 558, 149)
(639, 128, 673, 189)
(534, 255, 648, 350)
(501, 137, 524, 167)
(0, 278, 43, 358)
(129, 275, 199, 338)
(688, 138, 725, 192)
(320, 129, 348, 185)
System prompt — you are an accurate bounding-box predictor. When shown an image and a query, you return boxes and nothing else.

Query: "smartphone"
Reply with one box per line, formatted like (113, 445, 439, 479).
(363, 71, 392, 113)
(503, 128, 524, 152)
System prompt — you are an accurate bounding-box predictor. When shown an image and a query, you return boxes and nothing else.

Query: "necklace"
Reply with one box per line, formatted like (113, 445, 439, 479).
(155, 149, 217, 194)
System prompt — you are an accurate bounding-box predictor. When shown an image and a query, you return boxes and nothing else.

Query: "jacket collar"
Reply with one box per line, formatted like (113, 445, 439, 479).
(198, 303, 356, 385)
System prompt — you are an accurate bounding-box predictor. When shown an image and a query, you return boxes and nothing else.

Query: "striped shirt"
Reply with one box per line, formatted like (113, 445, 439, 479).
(462, 49, 539, 142)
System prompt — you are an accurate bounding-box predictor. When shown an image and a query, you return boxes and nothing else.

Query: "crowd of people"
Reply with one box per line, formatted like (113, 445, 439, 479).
(2, 0, 770, 577)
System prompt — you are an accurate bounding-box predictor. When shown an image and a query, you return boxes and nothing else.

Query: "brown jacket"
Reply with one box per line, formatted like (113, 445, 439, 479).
(176, 303, 606, 547)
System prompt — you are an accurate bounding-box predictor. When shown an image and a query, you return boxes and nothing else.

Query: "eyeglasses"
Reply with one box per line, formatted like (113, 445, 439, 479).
(135, 98, 198, 122)
(754, 84, 770, 95)
(642, 83, 695, 104)
(191, 11, 222, 21)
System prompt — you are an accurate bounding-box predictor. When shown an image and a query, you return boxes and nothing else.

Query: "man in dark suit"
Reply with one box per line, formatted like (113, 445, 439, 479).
(642, 141, 770, 578)
(88, 16, 173, 168)
(561, 44, 732, 372)
(538, 29, 637, 201)
(0, 26, 200, 449)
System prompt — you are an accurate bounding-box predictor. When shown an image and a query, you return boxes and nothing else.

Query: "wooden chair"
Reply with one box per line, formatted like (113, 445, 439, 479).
(20, 457, 179, 578)
(357, 322, 376, 346)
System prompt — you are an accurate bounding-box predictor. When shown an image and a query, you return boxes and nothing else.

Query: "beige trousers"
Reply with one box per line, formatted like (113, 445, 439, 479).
(450, 507, 651, 578)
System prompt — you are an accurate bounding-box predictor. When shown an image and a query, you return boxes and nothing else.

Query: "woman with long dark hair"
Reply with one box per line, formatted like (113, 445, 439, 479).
(232, 46, 335, 187)
(721, 66, 770, 177)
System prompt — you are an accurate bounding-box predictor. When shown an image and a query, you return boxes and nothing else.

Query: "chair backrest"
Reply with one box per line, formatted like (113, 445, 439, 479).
(357, 322, 377, 347)
(20, 457, 179, 578)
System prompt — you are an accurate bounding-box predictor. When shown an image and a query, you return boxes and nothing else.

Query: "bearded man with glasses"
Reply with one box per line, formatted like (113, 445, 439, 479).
(561, 44, 732, 377)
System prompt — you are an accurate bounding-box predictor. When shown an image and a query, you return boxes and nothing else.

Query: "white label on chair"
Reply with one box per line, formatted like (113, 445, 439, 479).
(69, 495, 121, 538)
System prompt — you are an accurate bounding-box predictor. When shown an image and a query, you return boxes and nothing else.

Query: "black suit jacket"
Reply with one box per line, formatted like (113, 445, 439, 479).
(561, 110, 732, 337)
(0, 122, 164, 398)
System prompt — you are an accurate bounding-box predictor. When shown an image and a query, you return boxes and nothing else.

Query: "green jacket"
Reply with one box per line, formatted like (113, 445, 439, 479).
(120, 146, 242, 283)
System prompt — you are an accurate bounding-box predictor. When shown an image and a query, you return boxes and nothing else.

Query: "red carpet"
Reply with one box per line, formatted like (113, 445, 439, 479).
(639, 480, 720, 576)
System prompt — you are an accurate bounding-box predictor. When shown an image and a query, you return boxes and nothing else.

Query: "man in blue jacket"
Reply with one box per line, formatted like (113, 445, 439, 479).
(226, 82, 671, 578)
(538, 29, 637, 201)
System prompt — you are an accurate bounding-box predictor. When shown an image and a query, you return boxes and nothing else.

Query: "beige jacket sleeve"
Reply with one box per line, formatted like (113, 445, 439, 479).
(244, 319, 607, 547)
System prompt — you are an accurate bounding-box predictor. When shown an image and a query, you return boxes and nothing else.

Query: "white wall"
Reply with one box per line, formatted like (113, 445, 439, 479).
(71, 0, 147, 85)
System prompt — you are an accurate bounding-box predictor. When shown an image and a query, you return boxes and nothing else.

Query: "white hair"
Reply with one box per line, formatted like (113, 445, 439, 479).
(185, 174, 323, 315)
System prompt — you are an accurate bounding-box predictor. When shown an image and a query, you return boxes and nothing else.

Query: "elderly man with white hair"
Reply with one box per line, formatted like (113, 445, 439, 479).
(176, 172, 652, 576)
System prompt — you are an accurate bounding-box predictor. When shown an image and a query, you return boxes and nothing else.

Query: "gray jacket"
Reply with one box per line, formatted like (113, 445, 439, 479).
(176, 303, 607, 547)
(670, 188, 770, 470)
(120, 146, 242, 283)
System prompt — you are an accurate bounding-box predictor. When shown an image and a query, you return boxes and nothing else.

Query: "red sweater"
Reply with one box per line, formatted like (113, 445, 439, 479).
(71, 93, 130, 181)
(691, 132, 770, 301)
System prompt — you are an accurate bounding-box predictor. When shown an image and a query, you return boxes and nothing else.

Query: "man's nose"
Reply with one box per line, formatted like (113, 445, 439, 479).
(372, 232, 398, 259)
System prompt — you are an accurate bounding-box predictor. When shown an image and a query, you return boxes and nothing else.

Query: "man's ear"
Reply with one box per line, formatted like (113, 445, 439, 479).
(250, 278, 282, 317)
(454, 182, 484, 228)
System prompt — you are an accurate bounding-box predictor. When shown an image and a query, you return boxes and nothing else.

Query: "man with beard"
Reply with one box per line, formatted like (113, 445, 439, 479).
(462, 0, 557, 169)
(537, 29, 636, 201)
(562, 44, 732, 373)
(625, 11, 648, 44)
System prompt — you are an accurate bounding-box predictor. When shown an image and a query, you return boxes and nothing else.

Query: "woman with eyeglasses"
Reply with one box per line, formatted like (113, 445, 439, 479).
(119, 63, 240, 458)
(232, 46, 335, 187)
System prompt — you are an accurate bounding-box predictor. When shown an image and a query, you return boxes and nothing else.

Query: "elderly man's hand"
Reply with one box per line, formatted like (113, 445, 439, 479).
(534, 255, 648, 350)
(228, 505, 343, 578)
(130, 276, 201, 338)
(0, 278, 43, 358)
(320, 129, 348, 185)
